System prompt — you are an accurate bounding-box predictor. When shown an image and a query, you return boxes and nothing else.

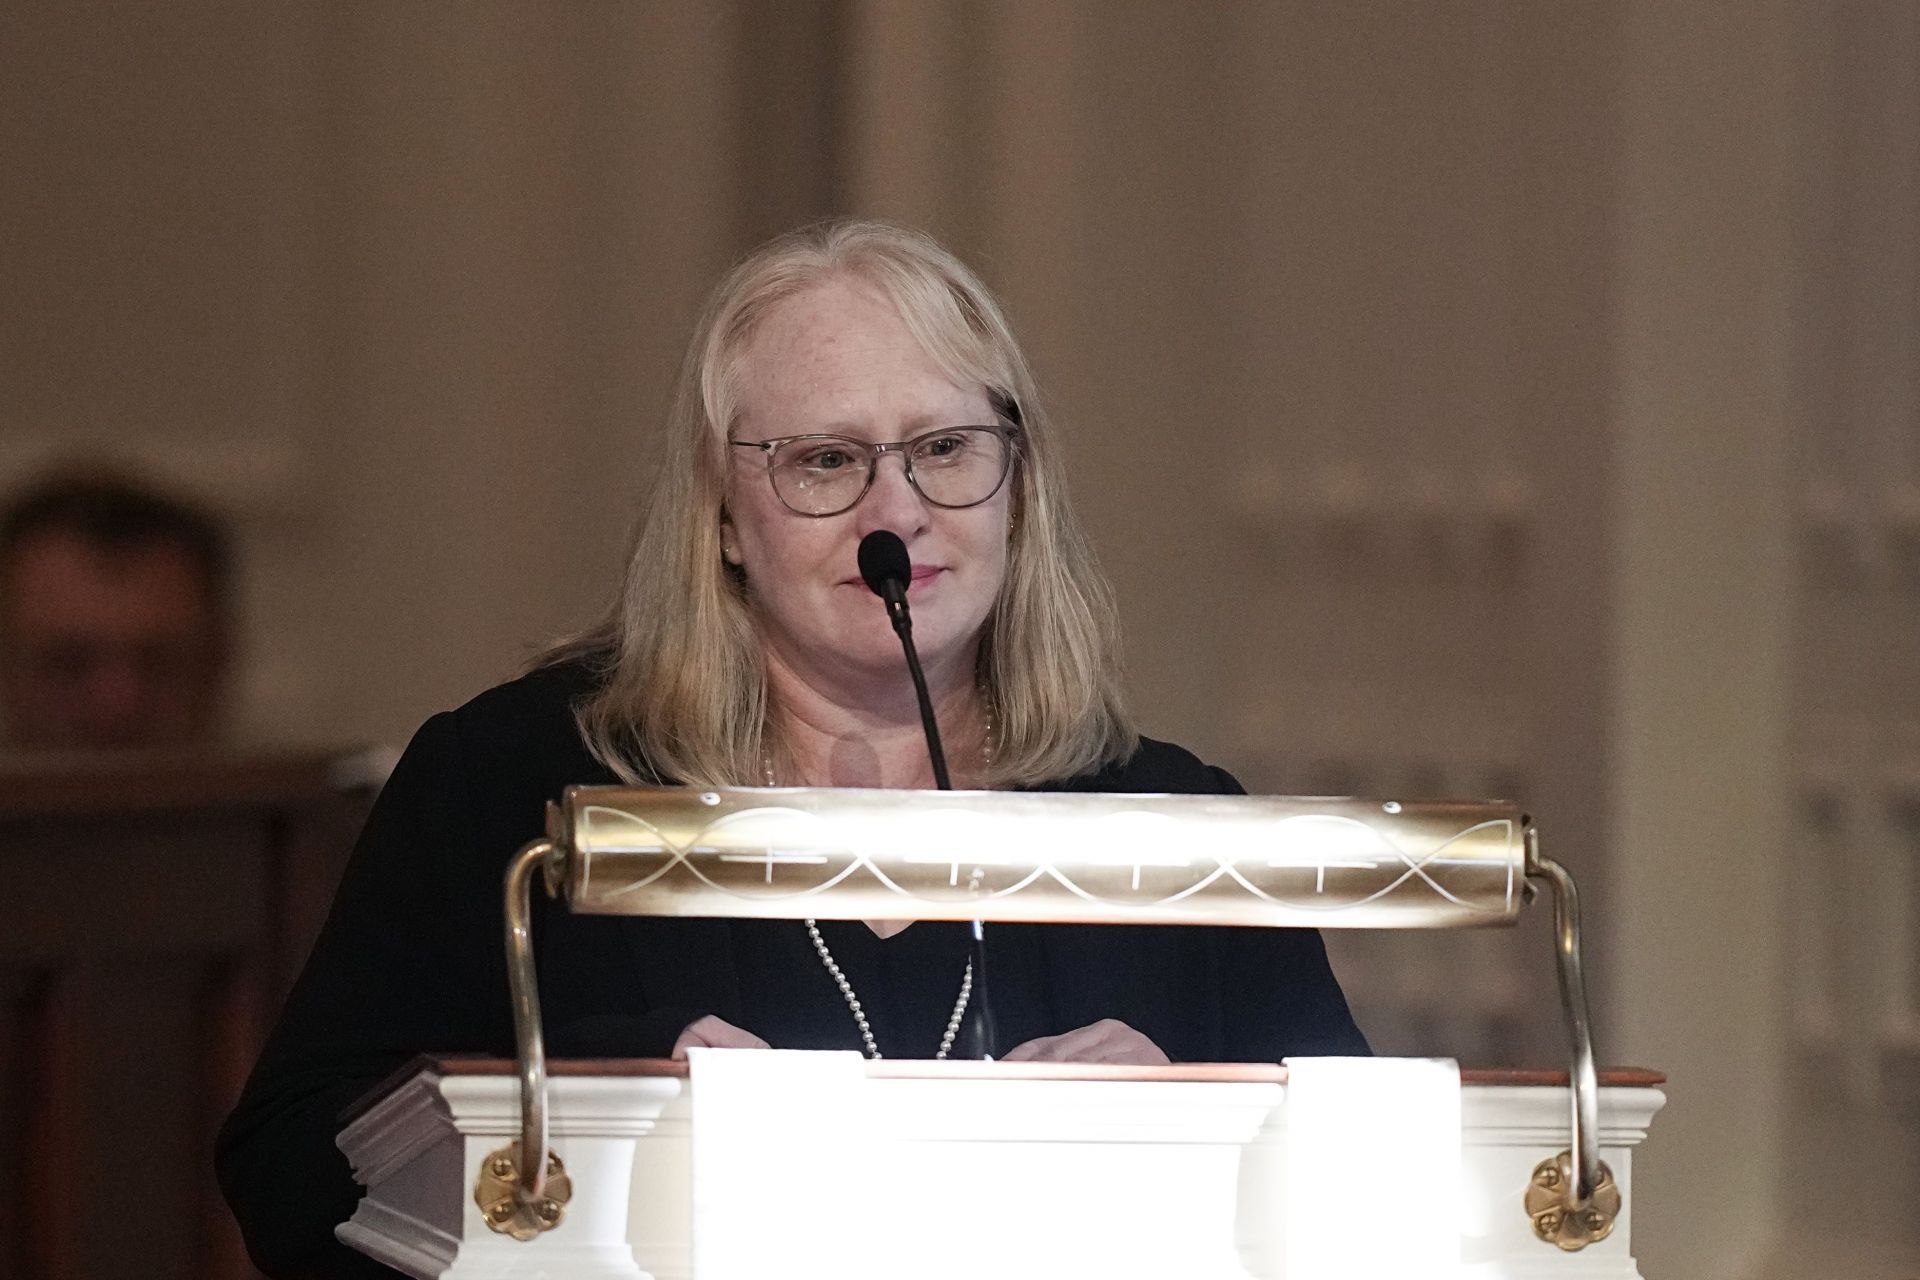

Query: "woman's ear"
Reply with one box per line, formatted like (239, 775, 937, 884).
(720, 513, 743, 567)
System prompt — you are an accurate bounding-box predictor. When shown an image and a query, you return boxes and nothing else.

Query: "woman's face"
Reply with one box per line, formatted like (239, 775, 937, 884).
(722, 275, 1012, 692)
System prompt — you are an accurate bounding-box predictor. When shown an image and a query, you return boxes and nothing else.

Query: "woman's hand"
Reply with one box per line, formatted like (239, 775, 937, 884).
(1000, 1019, 1170, 1065)
(671, 1014, 771, 1058)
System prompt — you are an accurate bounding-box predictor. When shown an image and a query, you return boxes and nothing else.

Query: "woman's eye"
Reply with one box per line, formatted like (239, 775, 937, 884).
(919, 433, 967, 459)
(794, 446, 857, 471)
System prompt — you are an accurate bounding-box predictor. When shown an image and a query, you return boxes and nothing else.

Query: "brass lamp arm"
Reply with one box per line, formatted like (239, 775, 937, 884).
(1522, 828, 1620, 1249)
(475, 838, 570, 1239)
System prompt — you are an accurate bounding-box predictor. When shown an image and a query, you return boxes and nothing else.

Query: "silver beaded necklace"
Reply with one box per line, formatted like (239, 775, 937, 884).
(803, 919, 972, 1060)
(765, 711, 990, 1061)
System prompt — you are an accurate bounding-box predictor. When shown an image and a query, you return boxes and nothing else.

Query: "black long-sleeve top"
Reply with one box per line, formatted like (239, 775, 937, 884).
(216, 660, 1367, 1278)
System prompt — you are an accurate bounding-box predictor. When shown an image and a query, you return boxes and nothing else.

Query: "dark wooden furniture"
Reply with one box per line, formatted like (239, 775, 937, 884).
(0, 750, 378, 1280)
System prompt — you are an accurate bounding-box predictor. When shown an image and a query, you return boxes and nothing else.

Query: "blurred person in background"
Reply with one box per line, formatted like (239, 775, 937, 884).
(0, 469, 233, 751)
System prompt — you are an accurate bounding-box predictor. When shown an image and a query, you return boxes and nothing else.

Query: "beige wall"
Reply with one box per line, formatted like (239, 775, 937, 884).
(5, 3, 1915, 1275)
(1612, 3, 1797, 1275)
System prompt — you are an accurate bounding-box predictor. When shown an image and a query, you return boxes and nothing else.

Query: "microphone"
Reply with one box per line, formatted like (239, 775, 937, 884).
(857, 529, 912, 620)
(856, 529, 995, 1057)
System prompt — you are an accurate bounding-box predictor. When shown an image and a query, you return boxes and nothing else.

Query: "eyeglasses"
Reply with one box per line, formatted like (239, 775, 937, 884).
(728, 423, 1021, 518)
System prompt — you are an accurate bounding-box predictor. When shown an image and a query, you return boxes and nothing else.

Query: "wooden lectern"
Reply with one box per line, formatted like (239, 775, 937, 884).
(335, 786, 1666, 1278)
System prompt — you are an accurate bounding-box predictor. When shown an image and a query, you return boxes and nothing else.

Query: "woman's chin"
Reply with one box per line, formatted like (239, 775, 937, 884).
(837, 628, 971, 682)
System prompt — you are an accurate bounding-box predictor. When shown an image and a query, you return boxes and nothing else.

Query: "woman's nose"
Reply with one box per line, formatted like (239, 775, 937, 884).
(857, 451, 930, 533)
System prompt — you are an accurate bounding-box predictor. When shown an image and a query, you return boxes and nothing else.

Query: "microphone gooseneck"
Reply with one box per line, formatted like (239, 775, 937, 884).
(857, 530, 950, 790)
(855, 529, 995, 1057)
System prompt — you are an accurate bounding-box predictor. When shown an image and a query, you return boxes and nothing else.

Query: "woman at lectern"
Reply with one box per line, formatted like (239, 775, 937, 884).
(218, 220, 1366, 1277)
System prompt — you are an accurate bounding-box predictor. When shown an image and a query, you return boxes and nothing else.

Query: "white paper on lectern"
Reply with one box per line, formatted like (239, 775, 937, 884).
(1283, 1056, 1463, 1278)
(686, 1048, 869, 1280)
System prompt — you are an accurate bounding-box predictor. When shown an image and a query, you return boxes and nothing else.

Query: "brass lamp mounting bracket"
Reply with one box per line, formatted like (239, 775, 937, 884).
(474, 1139, 571, 1240)
(1527, 1149, 1620, 1249)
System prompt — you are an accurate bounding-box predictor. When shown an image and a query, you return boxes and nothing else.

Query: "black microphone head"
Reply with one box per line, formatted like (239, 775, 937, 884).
(857, 530, 912, 600)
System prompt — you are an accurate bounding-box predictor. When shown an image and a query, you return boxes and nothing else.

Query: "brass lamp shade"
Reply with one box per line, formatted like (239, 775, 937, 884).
(549, 787, 1526, 929)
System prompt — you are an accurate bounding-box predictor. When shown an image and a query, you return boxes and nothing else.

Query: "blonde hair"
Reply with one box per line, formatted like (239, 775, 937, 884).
(551, 219, 1137, 787)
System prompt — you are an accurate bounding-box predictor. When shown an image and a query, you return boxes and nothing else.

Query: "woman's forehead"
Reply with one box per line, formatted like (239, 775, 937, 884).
(744, 277, 916, 367)
(730, 281, 993, 426)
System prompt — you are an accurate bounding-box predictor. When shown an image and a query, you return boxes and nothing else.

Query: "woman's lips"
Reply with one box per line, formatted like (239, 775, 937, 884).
(841, 565, 945, 591)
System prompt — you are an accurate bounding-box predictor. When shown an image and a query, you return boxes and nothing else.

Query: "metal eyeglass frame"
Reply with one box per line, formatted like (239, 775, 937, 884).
(727, 422, 1022, 518)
